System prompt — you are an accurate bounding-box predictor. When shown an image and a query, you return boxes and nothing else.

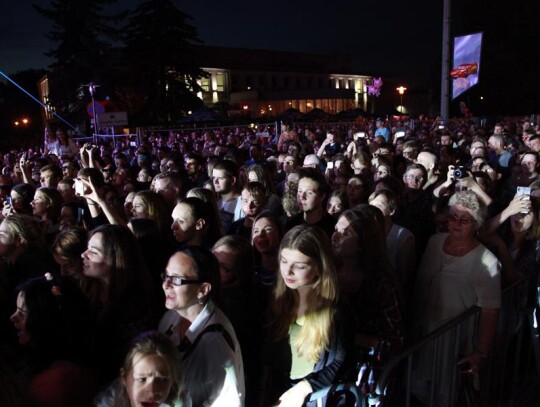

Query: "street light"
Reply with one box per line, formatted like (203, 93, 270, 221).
(396, 86, 407, 114)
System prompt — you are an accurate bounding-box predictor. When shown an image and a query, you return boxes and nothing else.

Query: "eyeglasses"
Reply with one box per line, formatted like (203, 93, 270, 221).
(405, 174, 424, 182)
(161, 273, 201, 286)
(448, 214, 475, 226)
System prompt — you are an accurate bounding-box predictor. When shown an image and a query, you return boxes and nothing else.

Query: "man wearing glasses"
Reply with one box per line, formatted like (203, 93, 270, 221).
(398, 163, 435, 260)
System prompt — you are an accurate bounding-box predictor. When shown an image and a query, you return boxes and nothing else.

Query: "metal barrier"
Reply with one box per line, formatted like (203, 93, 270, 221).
(373, 273, 540, 407)
(306, 274, 539, 406)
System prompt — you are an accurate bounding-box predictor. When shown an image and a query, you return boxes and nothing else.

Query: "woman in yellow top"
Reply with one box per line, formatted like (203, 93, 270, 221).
(261, 225, 354, 407)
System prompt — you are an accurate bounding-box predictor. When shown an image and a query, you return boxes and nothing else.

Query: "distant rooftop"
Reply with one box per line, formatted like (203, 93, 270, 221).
(193, 45, 357, 74)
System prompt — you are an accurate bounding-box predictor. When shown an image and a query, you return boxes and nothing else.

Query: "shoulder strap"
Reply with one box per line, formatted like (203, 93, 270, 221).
(182, 323, 235, 360)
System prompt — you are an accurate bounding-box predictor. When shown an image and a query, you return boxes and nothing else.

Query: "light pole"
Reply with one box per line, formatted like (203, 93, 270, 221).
(396, 86, 407, 114)
(440, 0, 451, 121)
(86, 82, 101, 135)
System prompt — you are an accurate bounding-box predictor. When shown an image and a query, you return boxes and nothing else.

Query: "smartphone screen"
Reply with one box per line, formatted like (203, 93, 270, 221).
(75, 179, 85, 196)
(517, 186, 531, 214)
(517, 186, 532, 196)
(354, 132, 366, 141)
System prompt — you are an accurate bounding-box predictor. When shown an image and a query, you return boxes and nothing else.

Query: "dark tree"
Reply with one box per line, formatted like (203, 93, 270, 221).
(121, 0, 206, 123)
(33, 0, 125, 119)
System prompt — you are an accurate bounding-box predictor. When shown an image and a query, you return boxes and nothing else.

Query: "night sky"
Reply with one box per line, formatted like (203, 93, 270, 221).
(1, 0, 443, 86)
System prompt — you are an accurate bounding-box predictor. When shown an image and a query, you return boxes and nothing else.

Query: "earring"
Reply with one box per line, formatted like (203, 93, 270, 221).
(198, 296, 204, 306)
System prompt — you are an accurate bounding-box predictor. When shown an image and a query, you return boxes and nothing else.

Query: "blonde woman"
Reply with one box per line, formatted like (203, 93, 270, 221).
(262, 225, 353, 407)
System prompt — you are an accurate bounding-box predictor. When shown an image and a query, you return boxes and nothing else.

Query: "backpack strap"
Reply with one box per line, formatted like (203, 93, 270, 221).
(182, 323, 235, 360)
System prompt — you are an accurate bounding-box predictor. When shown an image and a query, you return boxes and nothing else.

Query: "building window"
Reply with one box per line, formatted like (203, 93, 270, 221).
(200, 77, 210, 92)
(283, 76, 289, 88)
(216, 73, 225, 92)
(259, 75, 266, 87)
(272, 76, 278, 88)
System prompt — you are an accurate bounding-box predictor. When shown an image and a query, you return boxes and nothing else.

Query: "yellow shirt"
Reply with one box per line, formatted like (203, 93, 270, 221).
(289, 315, 314, 379)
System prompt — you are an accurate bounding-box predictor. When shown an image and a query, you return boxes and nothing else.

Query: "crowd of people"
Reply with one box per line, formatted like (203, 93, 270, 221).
(0, 114, 539, 406)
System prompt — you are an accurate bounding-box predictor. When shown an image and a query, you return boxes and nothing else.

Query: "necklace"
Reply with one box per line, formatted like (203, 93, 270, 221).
(443, 237, 477, 257)
(440, 251, 460, 269)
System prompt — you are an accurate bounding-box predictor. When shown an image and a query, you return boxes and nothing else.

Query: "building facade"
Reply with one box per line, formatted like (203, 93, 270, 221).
(194, 46, 373, 118)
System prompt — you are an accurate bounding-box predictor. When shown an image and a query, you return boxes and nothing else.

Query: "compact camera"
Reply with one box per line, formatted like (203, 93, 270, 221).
(453, 166, 468, 180)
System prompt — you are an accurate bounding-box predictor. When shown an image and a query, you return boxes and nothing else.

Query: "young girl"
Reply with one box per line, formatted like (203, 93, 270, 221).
(262, 225, 354, 407)
(95, 331, 184, 407)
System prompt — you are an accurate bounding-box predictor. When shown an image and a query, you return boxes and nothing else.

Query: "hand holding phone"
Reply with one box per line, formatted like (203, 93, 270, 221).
(516, 186, 532, 214)
(74, 179, 85, 196)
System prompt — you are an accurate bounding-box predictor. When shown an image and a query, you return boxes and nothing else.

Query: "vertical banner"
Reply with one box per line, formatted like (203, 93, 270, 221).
(451, 32, 483, 99)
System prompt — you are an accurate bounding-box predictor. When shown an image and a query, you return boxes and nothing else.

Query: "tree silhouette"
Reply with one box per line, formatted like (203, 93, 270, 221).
(33, 0, 126, 119)
(121, 0, 206, 123)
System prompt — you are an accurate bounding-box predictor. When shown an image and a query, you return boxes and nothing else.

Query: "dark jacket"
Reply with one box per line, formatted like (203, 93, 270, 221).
(260, 302, 355, 406)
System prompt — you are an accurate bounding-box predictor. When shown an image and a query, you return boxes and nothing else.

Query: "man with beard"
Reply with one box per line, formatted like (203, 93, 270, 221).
(285, 169, 336, 238)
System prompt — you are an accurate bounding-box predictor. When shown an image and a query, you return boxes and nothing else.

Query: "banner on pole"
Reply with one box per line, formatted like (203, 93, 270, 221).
(451, 32, 483, 99)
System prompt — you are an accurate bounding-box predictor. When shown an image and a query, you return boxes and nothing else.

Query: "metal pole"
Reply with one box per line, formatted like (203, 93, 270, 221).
(87, 83, 101, 143)
(440, 0, 451, 121)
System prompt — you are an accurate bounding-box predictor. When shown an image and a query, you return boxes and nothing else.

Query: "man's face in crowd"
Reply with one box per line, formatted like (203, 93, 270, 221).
(282, 155, 296, 174)
(241, 189, 264, 218)
(529, 138, 540, 153)
(212, 169, 234, 195)
(184, 158, 200, 176)
(40, 169, 57, 187)
(403, 169, 425, 190)
(521, 153, 538, 175)
(297, 177, 324, 213)
(153, 177, 178, 206)
(440, 135, 452, 146)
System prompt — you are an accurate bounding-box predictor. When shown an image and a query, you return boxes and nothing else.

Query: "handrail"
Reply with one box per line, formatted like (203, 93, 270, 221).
(375, 273, 533, 395)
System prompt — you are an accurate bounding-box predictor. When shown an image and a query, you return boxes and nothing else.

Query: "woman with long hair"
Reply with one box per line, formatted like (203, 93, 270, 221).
(81, 224, 156, 382)
(131, 190, 171, 240)
(30, 187, 63, 243)
(262, 225, 354, 407)
(331, 206, 404, 363)
(3, 183, 36, 217)
(247, 163, 283, 216)
(56, 128, 78, 159)
(51, 226, 103, 305)
(0, 214, 58, 294)
(10, 274, 98, 406)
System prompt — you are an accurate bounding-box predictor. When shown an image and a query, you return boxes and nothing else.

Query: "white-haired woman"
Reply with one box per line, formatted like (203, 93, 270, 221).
(413, 190, 501, 405)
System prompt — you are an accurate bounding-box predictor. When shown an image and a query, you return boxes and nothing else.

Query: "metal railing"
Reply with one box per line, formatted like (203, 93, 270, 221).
(375, 273, 539, 407)
(307, 273, 539, 406)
